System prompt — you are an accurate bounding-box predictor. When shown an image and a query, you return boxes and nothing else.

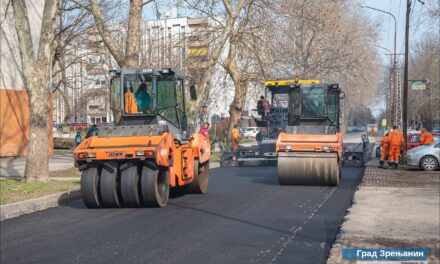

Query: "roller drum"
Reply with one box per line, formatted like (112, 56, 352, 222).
(277, 152, 340, 186)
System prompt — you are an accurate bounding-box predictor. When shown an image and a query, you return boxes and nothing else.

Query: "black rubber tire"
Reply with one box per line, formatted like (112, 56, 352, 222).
(80, 167, 101, 208)
(99, 162, 122, 208)
(141, 166, 169, 207)
(420, 156, 439, 171)
(120, 165, 142, 207)
(186, 160, 209, 194)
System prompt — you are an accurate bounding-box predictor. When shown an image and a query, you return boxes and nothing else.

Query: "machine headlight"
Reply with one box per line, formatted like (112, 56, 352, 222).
(322, 146, 330, 152)
(286, 145, 292, 150)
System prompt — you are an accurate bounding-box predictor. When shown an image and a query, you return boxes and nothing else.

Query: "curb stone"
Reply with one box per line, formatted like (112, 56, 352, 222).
(0, 189, 81, 221)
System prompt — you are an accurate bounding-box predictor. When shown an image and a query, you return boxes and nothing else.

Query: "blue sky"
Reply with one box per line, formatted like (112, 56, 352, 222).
(357, 0, 431, 64)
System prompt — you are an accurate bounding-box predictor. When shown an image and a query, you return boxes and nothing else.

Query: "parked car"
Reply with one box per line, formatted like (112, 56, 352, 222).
(68, 122, 88, 129)
(243, 127, 259, 137)
(407, 133, 440, 151)
(405, 139, 440, 171)
(407, 133, 421, 151)
(347, 126, 365, 134)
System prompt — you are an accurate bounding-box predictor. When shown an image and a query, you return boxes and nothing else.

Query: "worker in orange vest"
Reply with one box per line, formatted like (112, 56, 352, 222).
(230, 125, 241, 160)
(378, 132, 390, 168)
(124, 86, 138, 113)
(420, 128, 435, 145)
(387, 125, 404, 169)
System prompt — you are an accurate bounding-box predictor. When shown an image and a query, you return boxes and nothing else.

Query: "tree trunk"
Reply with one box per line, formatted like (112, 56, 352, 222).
(60, 88, 71, 123)
(191, 0, 250, 120)
(12, 0, 59, 182)
(125, 0, 142, 68)
(223, 34, 248, 139)
(228, 80, 247, 138)
(24, 67, 51, 182)
(58, 44, 71, 123)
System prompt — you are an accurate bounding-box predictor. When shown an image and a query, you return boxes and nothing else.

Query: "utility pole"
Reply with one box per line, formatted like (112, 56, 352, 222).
(402, 0, 411, 159)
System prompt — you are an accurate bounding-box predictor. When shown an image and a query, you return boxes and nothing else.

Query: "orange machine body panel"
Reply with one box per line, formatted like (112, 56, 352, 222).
(276, 132, 343, 158)
(74, 132, 210, 188)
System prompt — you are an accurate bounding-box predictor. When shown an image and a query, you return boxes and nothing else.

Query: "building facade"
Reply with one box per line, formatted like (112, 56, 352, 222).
(0, 1, 54, 157)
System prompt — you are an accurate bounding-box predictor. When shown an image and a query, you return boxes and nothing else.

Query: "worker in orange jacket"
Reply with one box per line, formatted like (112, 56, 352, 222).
(230, 125, 241, 160)
(420, 128, 435, 145)
(387, 125, 404, 169)
(378, 132, 390, 168)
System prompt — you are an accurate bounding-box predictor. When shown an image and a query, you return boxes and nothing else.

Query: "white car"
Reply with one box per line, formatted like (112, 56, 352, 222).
(243, 127, 259, 137)
(406, 139, 440, 171)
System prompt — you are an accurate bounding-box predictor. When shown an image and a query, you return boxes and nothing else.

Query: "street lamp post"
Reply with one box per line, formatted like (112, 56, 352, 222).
(373, 44, 393, 127)
(361, 4, 397, 125)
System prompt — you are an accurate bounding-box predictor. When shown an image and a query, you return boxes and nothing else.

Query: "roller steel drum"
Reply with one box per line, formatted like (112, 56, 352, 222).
(277, 152, 340, 186)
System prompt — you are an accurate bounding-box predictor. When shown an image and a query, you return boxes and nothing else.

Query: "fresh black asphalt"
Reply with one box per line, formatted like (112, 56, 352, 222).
(0, 166, 363, 264)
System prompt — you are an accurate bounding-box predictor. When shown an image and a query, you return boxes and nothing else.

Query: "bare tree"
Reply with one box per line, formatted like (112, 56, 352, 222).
(186, 0, 251, 119)
(222, 0, 266, 135)
(12, 0, 59, 182)
(267, 1, 381, 130)
(52, 0, 94, 123)
(408, 35, 440, 130)
(86, 0, 153, 68)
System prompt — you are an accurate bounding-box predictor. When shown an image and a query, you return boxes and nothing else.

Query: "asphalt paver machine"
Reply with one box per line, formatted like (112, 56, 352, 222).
(221, 79, 320, 167)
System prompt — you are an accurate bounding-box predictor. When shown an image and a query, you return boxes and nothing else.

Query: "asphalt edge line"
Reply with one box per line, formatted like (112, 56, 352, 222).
(0, 189, 81, 221)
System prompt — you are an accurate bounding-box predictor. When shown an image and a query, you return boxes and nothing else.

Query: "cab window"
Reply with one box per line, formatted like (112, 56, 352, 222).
(123, 74, 153, 114)
(110, 77, 121, 124)
(157, 78, 178, 126)
(176, 79, 187, 130)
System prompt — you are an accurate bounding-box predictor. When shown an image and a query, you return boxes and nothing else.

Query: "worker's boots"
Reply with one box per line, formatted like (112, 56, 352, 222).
(393, 162, 399, 169)
(377, 160, 384, 168)
(387, 162, 394, 169)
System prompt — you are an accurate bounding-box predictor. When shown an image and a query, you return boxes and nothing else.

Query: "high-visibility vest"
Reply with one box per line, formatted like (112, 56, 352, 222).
(388, 130, 403, 146)
(420, 131, 434, 145)
(124, 92, 138, 113)
(231, 128, 240, 141)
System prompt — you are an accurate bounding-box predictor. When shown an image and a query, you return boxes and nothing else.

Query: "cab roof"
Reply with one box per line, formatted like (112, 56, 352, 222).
(264, 79, 321, 93)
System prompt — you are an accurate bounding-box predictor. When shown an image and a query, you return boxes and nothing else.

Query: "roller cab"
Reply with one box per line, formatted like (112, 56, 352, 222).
(276, 82, 344, 186)
(74, 68, 211, 208)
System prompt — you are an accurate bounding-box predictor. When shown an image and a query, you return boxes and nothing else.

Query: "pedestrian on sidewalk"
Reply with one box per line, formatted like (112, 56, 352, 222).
(75, 132, 82, 147)
(378, 132, 389, 168)
(387, 125, 404, 169)
(420, 128, 435, 145)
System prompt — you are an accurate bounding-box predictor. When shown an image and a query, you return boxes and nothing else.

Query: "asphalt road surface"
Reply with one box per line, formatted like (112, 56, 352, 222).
(1, 166, 363, 264)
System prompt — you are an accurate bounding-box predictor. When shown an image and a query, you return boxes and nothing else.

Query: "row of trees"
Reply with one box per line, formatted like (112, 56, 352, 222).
(11, 0, 382, 182)
(407, 1, 440, 131)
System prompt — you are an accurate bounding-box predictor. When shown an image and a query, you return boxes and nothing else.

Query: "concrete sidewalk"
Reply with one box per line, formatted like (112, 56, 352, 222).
(327, 160, 440, 263)
(0, 154, 74, 178)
